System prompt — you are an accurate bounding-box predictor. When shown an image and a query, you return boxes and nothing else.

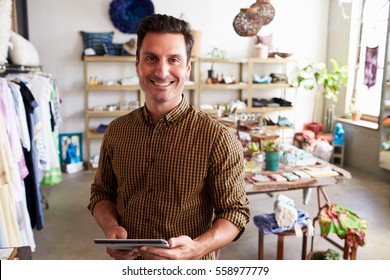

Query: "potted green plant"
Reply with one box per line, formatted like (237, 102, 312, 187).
(292, 59, 348, 132)
(307, 248, 341, 260)
(348, 97, 362, 121)
(263, 140, 279, 171)
(206, 46, 227, 80)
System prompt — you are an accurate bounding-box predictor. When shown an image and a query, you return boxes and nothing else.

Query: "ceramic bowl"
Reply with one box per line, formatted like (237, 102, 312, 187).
(268, 52, 276, 58)
(276, 52, 293, 58)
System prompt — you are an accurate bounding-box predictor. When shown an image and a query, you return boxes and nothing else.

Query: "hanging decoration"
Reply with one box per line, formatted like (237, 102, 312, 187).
(233, 8, 263, 37)
(363, 46, 378, 89)
(250, 0, 275, 26)
(109, 0, 154, 34)
(232, 0, 275, 37)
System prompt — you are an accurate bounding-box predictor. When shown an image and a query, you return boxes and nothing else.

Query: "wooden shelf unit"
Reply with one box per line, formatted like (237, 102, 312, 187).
(197, 56, 296, 115)
(83, 56, 142, 169)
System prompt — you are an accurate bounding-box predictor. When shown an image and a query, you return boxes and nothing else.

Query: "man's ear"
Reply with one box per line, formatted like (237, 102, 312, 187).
(135, 57, 139, 74)
(186, 61, 191, 78)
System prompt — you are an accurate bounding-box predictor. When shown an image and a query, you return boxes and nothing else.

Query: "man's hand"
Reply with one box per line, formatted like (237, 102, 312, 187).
(107, 247, 141, 260)
(138, 235, 201, 260)
(104, 225, 139, 260)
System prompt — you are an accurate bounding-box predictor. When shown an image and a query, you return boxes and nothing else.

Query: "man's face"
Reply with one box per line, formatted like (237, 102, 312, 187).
(136, 32, 191, 106)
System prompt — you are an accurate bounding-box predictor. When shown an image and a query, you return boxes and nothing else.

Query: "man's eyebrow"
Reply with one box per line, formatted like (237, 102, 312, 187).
(141, 51, 184, 57)
(141, 52, 157, 56)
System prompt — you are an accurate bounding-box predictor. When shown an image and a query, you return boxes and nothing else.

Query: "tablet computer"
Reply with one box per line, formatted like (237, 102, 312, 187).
(94, 238, 170, 249)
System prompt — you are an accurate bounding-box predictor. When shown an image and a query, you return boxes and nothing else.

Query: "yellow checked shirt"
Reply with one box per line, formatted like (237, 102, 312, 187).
(88, 97, 250, 259)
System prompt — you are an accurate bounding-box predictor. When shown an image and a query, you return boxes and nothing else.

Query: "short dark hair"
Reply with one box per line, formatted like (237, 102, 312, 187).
(136, 14, 194, 63)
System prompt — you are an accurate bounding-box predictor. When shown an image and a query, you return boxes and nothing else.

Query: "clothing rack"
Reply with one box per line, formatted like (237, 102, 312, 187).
(0, 64, 43, 76)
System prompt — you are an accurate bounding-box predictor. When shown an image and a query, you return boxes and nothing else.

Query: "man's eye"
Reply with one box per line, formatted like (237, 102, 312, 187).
(145, 56, 157, 62)
(169, 57, 181, 63)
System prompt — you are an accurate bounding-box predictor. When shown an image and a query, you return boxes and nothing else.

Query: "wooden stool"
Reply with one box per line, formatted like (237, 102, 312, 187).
(313, 187, 359, 260)
(258, 227, 308, 260)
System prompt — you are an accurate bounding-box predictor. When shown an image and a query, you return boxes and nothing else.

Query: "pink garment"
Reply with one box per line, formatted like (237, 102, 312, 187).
(0, 79, 29, 199)
(364, 46, 378, 89)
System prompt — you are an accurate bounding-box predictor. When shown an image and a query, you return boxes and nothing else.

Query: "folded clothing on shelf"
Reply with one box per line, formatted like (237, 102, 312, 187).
(277, 116, 293, 126)
(270, 73, 288, 83)
(95, 124, 108, 133)
(253, 74, 271, 84)
(272, 97, 292, 107)
(250, 98, 281, 108)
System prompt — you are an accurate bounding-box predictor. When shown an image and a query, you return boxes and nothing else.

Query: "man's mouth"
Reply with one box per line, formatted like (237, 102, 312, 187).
(151, 80, 174, 87)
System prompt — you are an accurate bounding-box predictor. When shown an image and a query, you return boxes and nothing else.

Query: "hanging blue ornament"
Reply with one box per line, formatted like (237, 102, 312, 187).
(109, 0, 155, 34)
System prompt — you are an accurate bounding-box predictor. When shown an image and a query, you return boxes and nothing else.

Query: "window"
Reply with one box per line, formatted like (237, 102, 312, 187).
(349, 0, 389, 119)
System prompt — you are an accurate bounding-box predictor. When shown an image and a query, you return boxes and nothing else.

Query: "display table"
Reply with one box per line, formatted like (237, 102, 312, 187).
(245, 158, 351, 195)
(245, 158, 355, 259)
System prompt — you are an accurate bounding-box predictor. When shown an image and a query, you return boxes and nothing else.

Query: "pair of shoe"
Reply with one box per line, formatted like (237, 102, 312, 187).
(278, 116, 293, 127)
(265, 117, 276, 126)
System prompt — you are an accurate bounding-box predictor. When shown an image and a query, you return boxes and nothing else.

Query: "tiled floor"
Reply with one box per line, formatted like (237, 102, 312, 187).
(32, 168, 390, 260)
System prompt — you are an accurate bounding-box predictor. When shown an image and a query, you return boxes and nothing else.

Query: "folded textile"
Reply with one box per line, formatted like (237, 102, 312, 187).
(274, 194, 298, 228)
(272, 97, 292, 107)
(253, 74, 271, 84)
(319, 203, 368, 248)
(95, 124, 108, 133)
(253, 208, 311, 235)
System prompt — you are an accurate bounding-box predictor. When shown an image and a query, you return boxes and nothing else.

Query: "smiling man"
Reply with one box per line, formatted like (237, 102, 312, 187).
(88, 14, 250, 260)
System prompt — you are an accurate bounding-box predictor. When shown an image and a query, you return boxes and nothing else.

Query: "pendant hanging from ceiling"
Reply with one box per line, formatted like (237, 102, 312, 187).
(250, 0, 275, 25)
(233, 7, 263, 37)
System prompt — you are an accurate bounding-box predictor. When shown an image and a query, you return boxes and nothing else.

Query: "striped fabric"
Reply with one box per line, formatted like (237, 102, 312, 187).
(81, 31, 114, 56)
(88, 97, 250, 259)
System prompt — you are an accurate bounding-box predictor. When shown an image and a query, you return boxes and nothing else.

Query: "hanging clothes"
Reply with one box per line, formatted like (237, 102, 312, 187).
(29, 74, 62, 186)
(0, 65, 62, 250)
(18, 80, 45, 230)
(0, 79, 22, 247)
(364, 46, 378, 89)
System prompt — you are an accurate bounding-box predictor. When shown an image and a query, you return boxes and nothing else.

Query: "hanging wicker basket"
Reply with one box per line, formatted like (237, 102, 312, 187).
(233, 8, 263, 37)
(250, 0, 275, 26)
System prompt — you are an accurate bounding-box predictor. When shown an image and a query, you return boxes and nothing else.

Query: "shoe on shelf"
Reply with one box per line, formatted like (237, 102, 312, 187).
(277, 116, 293, 126)
(265, 117, 277, 126)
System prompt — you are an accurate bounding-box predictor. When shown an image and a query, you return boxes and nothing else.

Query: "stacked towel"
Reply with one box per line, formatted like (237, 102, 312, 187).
(253, 209, 311, 235)
(274, 194, 298, 228)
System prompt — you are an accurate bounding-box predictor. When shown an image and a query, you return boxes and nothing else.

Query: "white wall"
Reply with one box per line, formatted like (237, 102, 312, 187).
(27, 0, 329, 136)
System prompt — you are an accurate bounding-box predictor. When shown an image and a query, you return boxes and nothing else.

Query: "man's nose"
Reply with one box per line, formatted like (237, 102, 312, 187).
(154, 61, 169, 79)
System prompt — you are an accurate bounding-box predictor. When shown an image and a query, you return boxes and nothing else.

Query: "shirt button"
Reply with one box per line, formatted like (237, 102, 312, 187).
(148, 187, 152, 193)
(150, 158, 155, 164)
(154, 130, 159, 134)
(145, 218, 150, 224)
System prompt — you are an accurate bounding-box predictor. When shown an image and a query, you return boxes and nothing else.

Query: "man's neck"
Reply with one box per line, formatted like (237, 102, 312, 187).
(146, 95, 183, 126)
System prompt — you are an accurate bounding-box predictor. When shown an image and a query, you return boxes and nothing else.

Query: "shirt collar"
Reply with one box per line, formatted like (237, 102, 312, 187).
(142, 95, 189, 126)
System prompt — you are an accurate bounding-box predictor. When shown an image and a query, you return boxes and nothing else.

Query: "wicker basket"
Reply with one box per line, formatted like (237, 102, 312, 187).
(233, 8, 263, 37)
(250, 0, 275, 26)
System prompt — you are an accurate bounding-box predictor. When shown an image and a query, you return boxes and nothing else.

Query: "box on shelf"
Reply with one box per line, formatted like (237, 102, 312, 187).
(61, 162, 84, 174)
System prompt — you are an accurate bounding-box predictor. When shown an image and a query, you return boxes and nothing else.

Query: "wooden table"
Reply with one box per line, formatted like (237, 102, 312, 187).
(245, 159, 351, 195)
(245, 159, 355, 259)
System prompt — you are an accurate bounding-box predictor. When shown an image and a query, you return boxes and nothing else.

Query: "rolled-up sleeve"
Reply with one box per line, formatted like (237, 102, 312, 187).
(208, 128, 251, 240)
(87, 126, 118, 214)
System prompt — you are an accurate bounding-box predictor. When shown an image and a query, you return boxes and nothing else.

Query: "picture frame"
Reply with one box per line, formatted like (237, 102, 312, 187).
(58, 133, 83, 164)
